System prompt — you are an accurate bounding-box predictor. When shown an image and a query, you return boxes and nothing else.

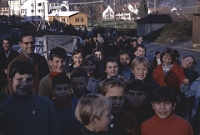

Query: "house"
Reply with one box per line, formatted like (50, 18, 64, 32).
(20, 0, 49, 22)
(102, 5, 114, 20)
(135, 14, 173, 36)
(48, 11, 87, 26)
(0, 1, 9, 16)
(49, 1, 69, 13)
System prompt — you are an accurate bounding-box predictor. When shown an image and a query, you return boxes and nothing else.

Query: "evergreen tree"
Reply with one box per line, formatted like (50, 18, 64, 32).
(138, 0, 148, 18)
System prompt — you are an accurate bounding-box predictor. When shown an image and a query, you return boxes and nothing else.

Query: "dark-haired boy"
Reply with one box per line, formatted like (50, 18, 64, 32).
(39, 47, 67, 100)
(141, 86, 193, 135)
(0, 60, 60, 134)
(123, 79, 154, 128)
(70, 67, 90, 131)
(52, 73, 72, 135)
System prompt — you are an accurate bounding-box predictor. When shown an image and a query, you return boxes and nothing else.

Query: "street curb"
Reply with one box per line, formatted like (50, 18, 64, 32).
(151, 42, 200, 52)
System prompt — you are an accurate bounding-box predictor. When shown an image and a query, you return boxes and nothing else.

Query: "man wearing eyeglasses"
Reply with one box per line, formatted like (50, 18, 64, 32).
(6, 33, 50, 95)
(100, 78, 139, 135)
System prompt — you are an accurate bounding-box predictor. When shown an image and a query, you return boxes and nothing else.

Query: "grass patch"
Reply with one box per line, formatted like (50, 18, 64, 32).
(88, 20, 137, 29)
(144, 21, 192, 43)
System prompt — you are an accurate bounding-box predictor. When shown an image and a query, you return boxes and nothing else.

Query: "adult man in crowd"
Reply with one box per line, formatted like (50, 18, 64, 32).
(6, 33, 49, 95)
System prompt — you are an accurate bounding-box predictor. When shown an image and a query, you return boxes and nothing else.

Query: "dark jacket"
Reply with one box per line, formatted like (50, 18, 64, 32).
(0, 92, 60, 135)
(0, 49, 18, 90)
(70, 126, 115, 135)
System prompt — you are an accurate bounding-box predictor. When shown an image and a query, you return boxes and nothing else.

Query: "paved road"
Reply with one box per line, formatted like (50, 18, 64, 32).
(144, 41, 200, 74)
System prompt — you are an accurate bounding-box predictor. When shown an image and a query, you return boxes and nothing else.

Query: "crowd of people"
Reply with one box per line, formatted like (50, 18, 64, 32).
(0, 32, 199, 135)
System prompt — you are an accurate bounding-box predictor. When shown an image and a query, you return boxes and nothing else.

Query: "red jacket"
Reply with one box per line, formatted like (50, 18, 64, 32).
(152, 62, 186, 90)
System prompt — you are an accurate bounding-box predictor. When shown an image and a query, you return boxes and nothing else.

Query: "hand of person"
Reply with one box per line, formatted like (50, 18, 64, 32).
(182, 78, 189, 85)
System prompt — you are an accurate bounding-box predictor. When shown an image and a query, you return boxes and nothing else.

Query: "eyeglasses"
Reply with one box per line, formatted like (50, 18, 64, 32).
(22, 41, 35, 45)
(107, 95, 125, 101)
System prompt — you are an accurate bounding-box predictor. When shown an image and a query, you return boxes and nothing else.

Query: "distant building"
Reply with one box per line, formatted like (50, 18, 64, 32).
(48, 11, 88, 26)
(102, 6, 115, 20)
(136, 14, 173, 36)
(0, 1, 9, 16)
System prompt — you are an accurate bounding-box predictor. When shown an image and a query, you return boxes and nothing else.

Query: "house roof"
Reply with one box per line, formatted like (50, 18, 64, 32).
(0, 1, 9, 7)
(135, 14, 173, 24)
(48, 11, 79, 17)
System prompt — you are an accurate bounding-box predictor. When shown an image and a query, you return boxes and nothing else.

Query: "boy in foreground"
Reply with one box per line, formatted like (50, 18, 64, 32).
(52, 73, 72, 135)
(141, 86, 193, 135)
(71, 93, 114, 135)
(39, 47, 67, 100)
(0, 60, 60, 134)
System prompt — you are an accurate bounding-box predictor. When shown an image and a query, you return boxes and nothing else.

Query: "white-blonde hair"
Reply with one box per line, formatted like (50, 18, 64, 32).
(75, 93, 112, 125)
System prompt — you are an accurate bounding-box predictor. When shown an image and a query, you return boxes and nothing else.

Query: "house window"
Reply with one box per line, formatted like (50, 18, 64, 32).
(31, 3, 34, 6)
(38, 3, 42, 6)
(75, 18, 84, 22)
(31, 10, 34, 13)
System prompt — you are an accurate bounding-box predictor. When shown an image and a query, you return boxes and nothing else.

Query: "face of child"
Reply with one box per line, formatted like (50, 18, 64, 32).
(94, 51, 103, 61)
(135, 47, 146, 57)
(132, 63, 148, 80)
(95, 109, 113, 132)
(162, 53, 172, 66)
(120, 54, 130, 67)
(151, 101, 176, 119)
(156, 53, 160, 58)
(71, 77, 87, 97)
(105, 62, 119, 77)
(133, 41, 137, 48)
(181, 56, 194, 69)
(49, 57, 66, 73)
(84, 61, 96, 75)
(11, 72, 33, 96)
(105, 86, 124, 114)
(73, 53, 83, 67)
(126, 90, 146, 108)
(53, 84, 70, 102)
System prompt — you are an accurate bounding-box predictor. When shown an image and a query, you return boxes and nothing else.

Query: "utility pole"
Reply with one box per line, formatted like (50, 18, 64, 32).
(154, 0, 156, 12)
(147, 0, 149, 7)
(114, 0, 116, 28)
(91, 0, 93, 37)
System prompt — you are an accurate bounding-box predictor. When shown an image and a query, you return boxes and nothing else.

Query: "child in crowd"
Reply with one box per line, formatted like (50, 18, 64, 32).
(152, 51, 161, 69)
(100, 78, 139, 135)
(117, 50, 133, 79)
(93, 47, 104, 72)
(153, 48, 189, 89)
(100, 57, 128, 86)
(134, 45, 146, 57)
(71, 93, 114, 135)
(131, 57, 159, 101)
(52, 73, 72, 135)
(83, 55, 102, 93)
(123, 79, 154, 129)
(181, 55, 199, 83)
(141, 86, 193, 135)
(70, 67, 91, 131)
(39, 47, 67, 100)
(0, 60, 60, 134)
(66, 49, 84, 73)
(181, 77, 200, 135)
